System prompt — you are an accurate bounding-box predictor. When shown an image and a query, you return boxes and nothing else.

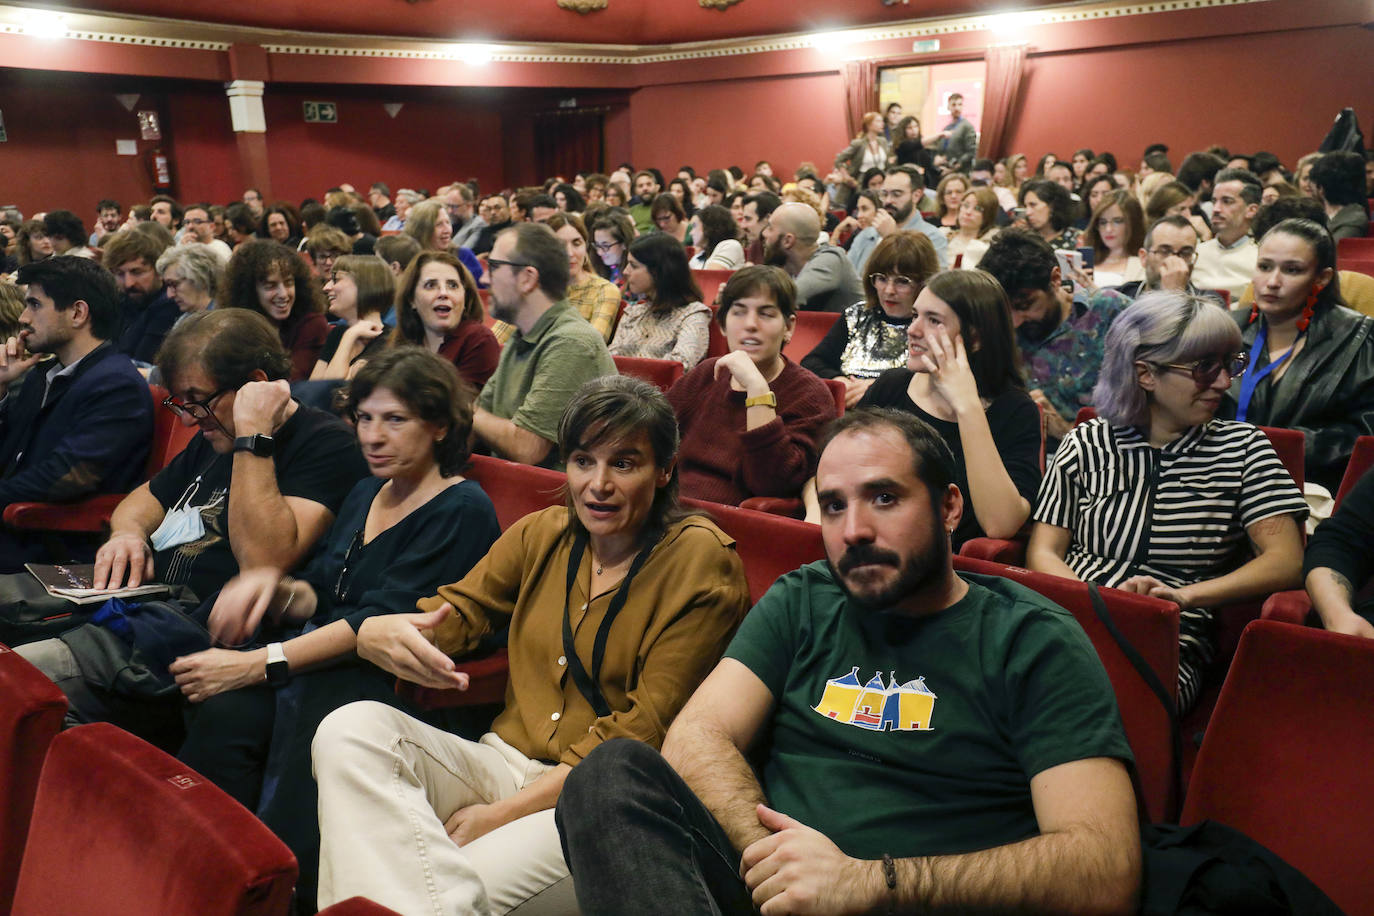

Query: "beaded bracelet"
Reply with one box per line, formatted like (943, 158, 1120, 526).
(882, 853, 897, 915)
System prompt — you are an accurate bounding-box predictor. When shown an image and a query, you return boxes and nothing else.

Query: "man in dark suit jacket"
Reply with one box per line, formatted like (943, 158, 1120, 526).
(0, 256, 153, 568)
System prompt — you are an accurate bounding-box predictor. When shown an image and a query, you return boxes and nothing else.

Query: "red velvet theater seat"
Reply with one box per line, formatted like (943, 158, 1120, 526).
(11, 723, 297, 916)
(0, 644, 66, 914)
(317, 897, 404, 914)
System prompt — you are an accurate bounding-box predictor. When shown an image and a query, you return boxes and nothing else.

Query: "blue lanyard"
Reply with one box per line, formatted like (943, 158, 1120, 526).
(1236, 320, 1299, 422)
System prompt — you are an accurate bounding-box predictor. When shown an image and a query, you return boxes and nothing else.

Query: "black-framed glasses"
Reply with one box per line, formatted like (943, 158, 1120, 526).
(163, 388, 231, 421)
(868, 273, 917, 293)
(333, 529, 364, 602)
(1148, 246, 1197, 263)
(592, 241, 621, 252)
(488, 258, 532, 272)
(1159, 352, 1249, 387)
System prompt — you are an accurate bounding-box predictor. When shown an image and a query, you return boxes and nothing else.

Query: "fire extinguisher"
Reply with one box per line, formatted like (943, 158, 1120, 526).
(151, 147, 172, 192)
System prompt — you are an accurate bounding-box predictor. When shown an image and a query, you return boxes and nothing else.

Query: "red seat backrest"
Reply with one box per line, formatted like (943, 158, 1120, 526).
(1257, 425, 1304, 490)
(953, 555, 1182, 822)
(12, 723, 297, 916)
(1182, 620, 1374, 914)
(1337, 236, 1374, 258)
(787, 310, 840, 361)
(463, 455, 566, 530)
(682, 498, 825, 604)
(1334, 435, 1374, 511)
(695, 269, 736, 309)
(147, 385, 198, 478)
(0, 644, 66, 914)
(706, 305, 729, 358)
(613, 355, 683, 393)
(823, 378, 846, 417)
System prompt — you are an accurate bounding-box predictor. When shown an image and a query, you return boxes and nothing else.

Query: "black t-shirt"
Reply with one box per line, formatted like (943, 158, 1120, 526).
(859, 369, 1043, 547)
(147, 403, 368, 600)
(318, 323, 387, 367)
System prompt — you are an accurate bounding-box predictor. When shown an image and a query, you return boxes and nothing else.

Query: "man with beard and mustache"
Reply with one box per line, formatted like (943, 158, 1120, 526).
(760, 202, 863, 313)
(875, 166, 949, 268)
(556, 407, 1139, 916)
(102, 228, 181, 365)
(980, 229, 1130, 446)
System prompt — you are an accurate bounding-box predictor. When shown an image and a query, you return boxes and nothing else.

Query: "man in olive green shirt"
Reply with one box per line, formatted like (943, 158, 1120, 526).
(475, 223, 616, 468)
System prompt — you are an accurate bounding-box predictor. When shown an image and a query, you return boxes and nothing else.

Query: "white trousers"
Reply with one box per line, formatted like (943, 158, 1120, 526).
(313, 701, 578, 916)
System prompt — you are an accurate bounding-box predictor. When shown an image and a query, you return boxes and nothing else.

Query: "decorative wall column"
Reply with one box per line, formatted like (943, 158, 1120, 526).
(227, 43, 271, 197)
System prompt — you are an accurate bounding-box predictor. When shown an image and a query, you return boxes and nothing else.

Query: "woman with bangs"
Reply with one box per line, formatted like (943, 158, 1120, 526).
(835, 269, 1041, 546)
(1218, 218, 1374, 492)
(608, 233, 710, 371)
(1084, 189, 1146, 288)
(801, 231, 938, 407)
(311, 255, 394, 381)
(944, 186, 1000, 269)
(221, 239, 330, 380)
(391, 250, 500, 390)
(1144, 180, 1212, 244)
(1029, 292, 1307, 711)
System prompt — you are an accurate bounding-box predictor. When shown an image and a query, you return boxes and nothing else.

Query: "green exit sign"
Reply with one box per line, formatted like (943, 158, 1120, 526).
(912, 39, 941, 54)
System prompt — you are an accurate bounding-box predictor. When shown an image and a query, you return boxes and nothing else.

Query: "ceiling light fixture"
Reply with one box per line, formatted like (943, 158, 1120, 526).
(808, 31, 849, 54)
(451, 43, 494, 66)
(23, 10, 69, 39)
(984, 10, 1038, 37)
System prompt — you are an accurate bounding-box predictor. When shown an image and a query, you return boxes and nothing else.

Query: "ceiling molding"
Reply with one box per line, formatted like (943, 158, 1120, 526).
(0, 0, 1275, 65)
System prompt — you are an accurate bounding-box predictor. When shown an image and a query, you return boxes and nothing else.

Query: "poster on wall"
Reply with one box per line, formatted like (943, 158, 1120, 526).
(137, 110, 161, 140)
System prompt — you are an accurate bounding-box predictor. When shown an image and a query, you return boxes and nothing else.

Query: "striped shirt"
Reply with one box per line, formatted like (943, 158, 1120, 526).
(1034, 418, 1308, 589)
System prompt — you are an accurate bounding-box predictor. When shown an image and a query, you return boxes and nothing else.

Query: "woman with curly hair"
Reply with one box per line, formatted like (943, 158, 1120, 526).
(258, 203, 302, 249)
(221, 240, 330, 380)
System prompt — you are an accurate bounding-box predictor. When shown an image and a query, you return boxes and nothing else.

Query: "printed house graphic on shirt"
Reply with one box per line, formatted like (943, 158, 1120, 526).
(812, 667, 937, 731)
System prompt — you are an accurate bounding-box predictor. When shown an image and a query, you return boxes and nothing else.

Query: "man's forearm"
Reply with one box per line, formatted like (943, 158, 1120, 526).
(227, 454, 306, 569)
(1307, 567, 1357, 627)
(662, 718, 770, 855)
(108, 483, 167, 539)
(473, 408, 553, 466)
(885, 822, 1139, 915)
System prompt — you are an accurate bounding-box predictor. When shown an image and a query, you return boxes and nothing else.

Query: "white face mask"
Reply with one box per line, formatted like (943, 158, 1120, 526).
(149, 476, 209, 551)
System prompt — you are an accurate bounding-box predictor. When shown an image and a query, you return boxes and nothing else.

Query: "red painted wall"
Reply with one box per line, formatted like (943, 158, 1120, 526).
(627, 72, 850, 181)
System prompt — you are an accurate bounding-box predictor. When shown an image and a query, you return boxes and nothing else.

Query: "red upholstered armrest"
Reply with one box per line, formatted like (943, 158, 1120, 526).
(1213, 600, 1263, 662)
(958, 537, 1027, 565)
(1262, 589, 1316, 627)
(317, 897, 404, 915)
(3, 494, 127, 533)
(739, 497, 805, 519)
(395, 649, 509, 710)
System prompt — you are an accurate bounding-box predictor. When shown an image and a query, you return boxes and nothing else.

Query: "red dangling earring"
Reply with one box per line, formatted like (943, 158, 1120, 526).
(1248, 303, 1259, 324)
(1296, 286, 1320, 333)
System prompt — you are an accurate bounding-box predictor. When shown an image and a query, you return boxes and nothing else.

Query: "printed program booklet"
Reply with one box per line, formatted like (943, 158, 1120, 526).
(25, 563, 167, 605)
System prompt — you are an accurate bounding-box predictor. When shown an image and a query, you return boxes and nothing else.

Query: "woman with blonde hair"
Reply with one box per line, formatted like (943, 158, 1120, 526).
(934, 173, 970, 231)
(945, 187, 1000, 269)
(1001, 154, 1030, 195)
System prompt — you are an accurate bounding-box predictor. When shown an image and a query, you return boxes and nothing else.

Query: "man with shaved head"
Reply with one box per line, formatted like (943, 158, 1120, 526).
(762, 201, 864, 312)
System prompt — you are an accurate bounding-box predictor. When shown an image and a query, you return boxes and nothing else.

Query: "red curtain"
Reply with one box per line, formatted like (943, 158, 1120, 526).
(534, 108, 605, 179)
(841, 60, 879, 140)
(978, 44, 1027, 161)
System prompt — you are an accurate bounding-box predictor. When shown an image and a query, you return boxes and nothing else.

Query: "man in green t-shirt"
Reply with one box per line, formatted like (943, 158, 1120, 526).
(474, 222, 616, 469)
(557, 408, 1141, 915)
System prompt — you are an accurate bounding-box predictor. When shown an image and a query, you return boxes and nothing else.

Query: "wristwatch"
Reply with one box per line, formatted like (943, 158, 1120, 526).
(265, 642, 290, 687)
(744, 391, 777, 409)
(233, 434, 275, 457)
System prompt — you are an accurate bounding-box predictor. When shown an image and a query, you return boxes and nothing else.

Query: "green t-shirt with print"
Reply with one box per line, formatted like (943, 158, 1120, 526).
(724, 562, 1131, 860)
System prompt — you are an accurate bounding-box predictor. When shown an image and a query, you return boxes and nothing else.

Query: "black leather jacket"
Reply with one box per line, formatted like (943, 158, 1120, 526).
(1220, 303, 1374, 492)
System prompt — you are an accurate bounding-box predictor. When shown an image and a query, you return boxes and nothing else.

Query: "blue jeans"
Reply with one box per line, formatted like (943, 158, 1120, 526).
(555, 739, 755, 916)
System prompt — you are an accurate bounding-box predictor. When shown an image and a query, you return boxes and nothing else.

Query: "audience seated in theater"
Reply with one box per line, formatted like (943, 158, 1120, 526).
(0, 257, 153, 570)
(42, 209, 95, 259)
(1176, 151, 1226, 216)
(762, 201, 864, 313)
(327, 205, 378, 257)
(688, 204, 745, 271)
(1192, 167, 1262, 300)
(498, 212, 621, 349)
(1082, 174, 1117, 219)
(801, 231, 938, 406)
(89, 198, 123, 247)
(177, 203, 233, 263)
(944, 186, 1000, 269)
(102, 227, 179, 366)
(157, 243, 222, 327)
(1001, 153, 1030, 197)
(628, 170, 661, 235)
(1304, 465, 1374, 638)
(312, 255, 393, 381)
(390, 250, 498, 390)
(554, 182, 587, 215)
(1261, 180, 1301, 206)
(834, 190, 883, 275)
(650, 193, 688, 245)
(368, 182, 396, 224)
(257, 203, 302, 251)
(824, 269, 1041, 547)
(148, 194, 182, 231)
(13, 219, 53, 269)
(15, 309, 368, 728)
(1144, 180, 1212, 244)
(1029, 292, 1305, 711)
(934, 173, 970, 232)
(1114, 215, 1218, 302)
(174, 348, 500, 910)
(667, 266, 836, 506)
(403, 199, 485, 285)
(223, 202, 259, 250)
(476, 223, 616, 469)
(891, 115, 930, 172)
(878, 166, 950, 268)
(1218, 218, 1374, 493)
(556, 407, 1140, 916)
(1310, 151, 1370, 241)
(222, 239, 330, 381)
(312, 375, 749, 916)
(590, 210, 635, 287)
(0, 281, 24, 339)
(609, 234, 709, 371)
(304, 224, 351, 280)
(739, 190, 781, 265)
(980, 228, 1131, 446)
(374, 232, 421, 286)
(1018, 179, 1081, 252)
(381, 188, 422, 233)
(1085, 189, 1146, 288)
(446, 183, 487, 250)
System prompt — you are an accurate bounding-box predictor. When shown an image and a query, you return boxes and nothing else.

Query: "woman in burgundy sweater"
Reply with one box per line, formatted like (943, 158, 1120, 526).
(666, 266, 837, 505)
(389, 250, 500, 391)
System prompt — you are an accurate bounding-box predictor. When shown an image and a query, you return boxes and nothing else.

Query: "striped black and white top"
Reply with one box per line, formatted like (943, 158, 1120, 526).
(1033, 418, 1308, 589)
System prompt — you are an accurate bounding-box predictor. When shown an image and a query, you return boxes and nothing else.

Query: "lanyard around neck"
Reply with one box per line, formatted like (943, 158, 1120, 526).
(1236, 319, 1300, 423)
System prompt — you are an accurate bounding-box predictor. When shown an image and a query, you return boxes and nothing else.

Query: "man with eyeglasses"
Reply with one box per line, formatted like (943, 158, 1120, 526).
(0, 256, 153, 571)
(761, 202, 864, 314)
(12, 308, 367, 728)
(1115, 216, 1222, 305)
(876, 168, 949, 269)
(474, 223, 615, 468)
(471, 194, 512, 256)
(178, 204, 232, 264)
